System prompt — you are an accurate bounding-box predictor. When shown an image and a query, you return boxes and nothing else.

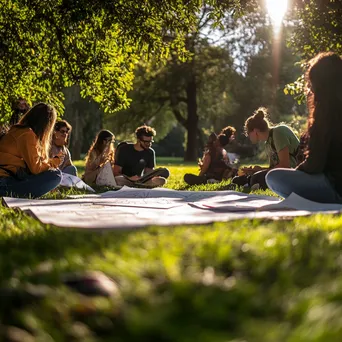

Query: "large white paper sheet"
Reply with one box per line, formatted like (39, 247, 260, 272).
(3, 187, 342, 230)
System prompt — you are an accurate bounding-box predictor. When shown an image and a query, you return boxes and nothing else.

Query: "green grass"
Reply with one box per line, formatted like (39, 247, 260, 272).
(1, 161, 342, 341)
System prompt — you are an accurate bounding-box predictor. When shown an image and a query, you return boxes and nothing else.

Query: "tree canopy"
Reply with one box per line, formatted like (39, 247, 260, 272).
(0, 0, 257, 119)
(285, 0, 342, 98)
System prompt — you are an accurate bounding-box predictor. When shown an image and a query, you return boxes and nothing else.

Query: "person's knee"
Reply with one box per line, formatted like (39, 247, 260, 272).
(158, 168, 170, 179)
(49, 169, 62, 186)
(265, 169, 283, 190)
(63, 165, 78, 176)
(232, 175, 249, 187)
(184, 173, 204, 186)
(184, 173, 193, 185)
(250, 170, 268, 190)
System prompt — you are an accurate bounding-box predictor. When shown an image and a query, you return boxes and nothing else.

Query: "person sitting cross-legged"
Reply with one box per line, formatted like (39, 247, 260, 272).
(0, 103, 62, 198)
(113, 125, 169, 187)
(184, 132, 236, 186)
(49, 120, 78, 176)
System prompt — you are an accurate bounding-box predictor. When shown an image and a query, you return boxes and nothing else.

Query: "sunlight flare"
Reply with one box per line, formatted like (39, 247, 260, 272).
(265, 0, 288, 33)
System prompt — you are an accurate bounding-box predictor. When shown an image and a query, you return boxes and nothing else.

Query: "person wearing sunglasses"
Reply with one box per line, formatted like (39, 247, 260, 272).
(49, 120, 78, 176)
(114, 125, 170, 187)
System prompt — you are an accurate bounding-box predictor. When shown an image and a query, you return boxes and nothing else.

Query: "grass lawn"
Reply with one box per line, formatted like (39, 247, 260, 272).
(1, 159, 342, 341)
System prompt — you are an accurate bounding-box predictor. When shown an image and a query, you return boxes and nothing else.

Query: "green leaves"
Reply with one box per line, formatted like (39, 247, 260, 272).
(0, 0, 211, 119)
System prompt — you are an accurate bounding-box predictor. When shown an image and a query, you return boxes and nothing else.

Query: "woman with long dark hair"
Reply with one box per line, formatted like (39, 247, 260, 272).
(83, 129, 115, 185)
(266, 52, 342, 203)
(0, 103, 62, 198)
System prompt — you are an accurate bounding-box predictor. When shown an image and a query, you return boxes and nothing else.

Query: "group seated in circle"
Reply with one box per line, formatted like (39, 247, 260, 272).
(0, 51, 341, 204)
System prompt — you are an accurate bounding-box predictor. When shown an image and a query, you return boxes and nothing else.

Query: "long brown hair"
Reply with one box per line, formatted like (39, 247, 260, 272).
(306, 52, 342, 130)
(85, 129, 115, 164)
(18, 103, 57, 160)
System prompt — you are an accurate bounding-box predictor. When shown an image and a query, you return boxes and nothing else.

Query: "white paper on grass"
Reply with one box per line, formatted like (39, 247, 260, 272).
(190, 193, 280, 211)
(3, 189, 342, 230)
(60, 173, 95, 192)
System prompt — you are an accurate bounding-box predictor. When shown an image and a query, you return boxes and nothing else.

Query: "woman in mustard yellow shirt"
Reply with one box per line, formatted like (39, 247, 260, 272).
(0, 103, 62, 198)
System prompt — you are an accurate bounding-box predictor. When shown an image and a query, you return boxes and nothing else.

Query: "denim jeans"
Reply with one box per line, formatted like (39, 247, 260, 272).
(266, 168, 342, 203)
(0, 169, 62, 198)
(62, 164, 78, 176)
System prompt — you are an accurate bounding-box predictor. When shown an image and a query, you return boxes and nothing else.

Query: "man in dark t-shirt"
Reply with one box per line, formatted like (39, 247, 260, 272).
(114, 125, 170, 187)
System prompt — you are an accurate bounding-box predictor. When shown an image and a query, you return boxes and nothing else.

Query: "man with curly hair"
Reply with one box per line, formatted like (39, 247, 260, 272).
(114, 125, 169, 187)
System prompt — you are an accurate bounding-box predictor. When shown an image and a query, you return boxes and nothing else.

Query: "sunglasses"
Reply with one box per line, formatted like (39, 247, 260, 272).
(59, 129, 69, 134)
(140, 139, 153, 144)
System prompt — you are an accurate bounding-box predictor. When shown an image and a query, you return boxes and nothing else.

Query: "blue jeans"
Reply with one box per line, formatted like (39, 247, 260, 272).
(0, 169, 62, 198)
(62, 164, 78, 176)
(266, 168, 342, 203)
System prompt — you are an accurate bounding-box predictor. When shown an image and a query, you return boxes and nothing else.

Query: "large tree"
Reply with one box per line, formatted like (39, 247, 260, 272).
(106, 8, 305, 160)
(105, 7, 253, 161)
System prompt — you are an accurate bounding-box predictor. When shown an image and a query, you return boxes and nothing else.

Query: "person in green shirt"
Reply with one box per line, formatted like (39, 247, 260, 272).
(231, 107, 299, 190)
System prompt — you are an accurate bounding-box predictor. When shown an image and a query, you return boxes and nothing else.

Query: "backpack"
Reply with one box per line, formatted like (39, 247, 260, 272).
(268, 128, 306, 166)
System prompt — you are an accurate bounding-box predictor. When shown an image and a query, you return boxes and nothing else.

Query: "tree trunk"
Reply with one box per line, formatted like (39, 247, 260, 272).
(184, 73, 199, 161)
(72, 108, 82, 160)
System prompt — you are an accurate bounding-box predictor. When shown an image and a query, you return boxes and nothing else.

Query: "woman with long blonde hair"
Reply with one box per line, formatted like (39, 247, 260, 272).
(0, 103, 62, 198)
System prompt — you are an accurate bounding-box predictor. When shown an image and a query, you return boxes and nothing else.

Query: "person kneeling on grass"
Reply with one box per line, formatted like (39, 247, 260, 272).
(184, 131, 236, 186)
(0, 103, 62, 198)
(49, 120, 78, 176)
(83, 130, 117, 187)
(231, 107, 299, 191)
(113, 125, 169, 187)
(266, 52, 342, 203)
